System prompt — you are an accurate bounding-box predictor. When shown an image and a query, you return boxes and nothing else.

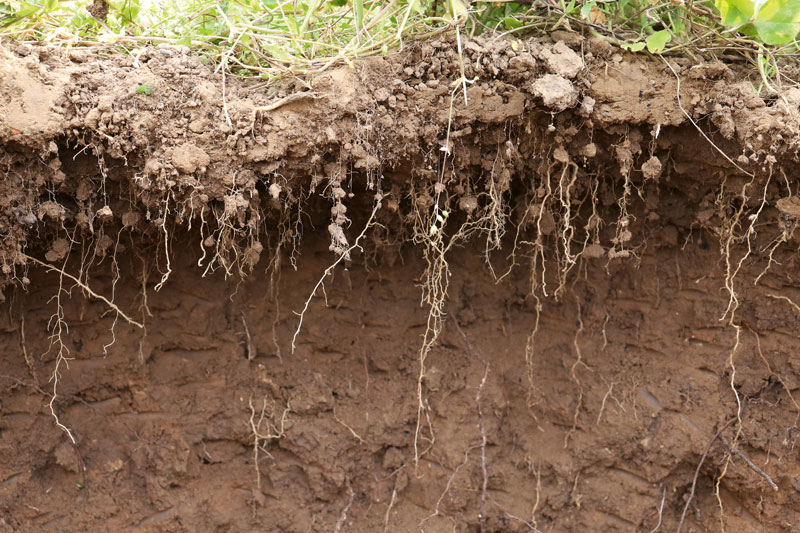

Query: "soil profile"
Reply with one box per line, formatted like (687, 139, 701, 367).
(2, 34, 800, 531)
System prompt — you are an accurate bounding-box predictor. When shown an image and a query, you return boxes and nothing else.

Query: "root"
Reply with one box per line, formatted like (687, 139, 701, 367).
(250, 92, 318, 130)
(596, 380, 622, 426)
(482, 149, 510, 279)
(529, 458, 542, 529)
(333, 407, 365, 443)
(662, 58, 753, 178)
(333, 485, 355, 533)
(23, 254, 144, 329)
(743, 321, 800, 427)
(264, 200, 303, 362)
(240, 313, 255, 361)
(523, 296, 542, 409)
(452, 319, 490, 529)
(712, 171, 771, 529)
(154, 192, 173, 292)
(720, 173, 770, 323)
(565, 296, 590, 448)
(135, 254, 152, 364)
(411, 183, 451, 471)
(756, 170, 798, 284)
(42, 248, 79, 451)
(555, 162, 580, 295)
(677, 417, 736, 533)
(411, 201, 481, 470)
(18, 316, 37, 384)
(713, 324, 743, 530)
(722, 437, 778, 491)
(528, 162, 555, 298)
(648, 488, 666, 533)
(601, 308, 610, 349)
(26, 243, 144, 465)
(291, 199, 380, 353)
(361, 345, 372, 448)
(248, 396, 291, 492)
(418, 439, 482, 530)
(500, 511, 541, 532)
(417, 321, 491, 530)
(766, 293, 800, 314)
(383, 488, 397, 533)
(476, 362, 490, 530)
(754, 233, 788, 285)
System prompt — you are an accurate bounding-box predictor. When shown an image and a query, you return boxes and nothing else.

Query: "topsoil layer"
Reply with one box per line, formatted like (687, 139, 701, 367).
(2, 32, 800, 532)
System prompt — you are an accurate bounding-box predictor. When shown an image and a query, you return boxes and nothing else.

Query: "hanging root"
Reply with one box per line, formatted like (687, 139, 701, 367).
(410, 167, 500, 471)
(412, 213, 449, 472)
(649, 488, 666, 533)
(154, 192, 173, 291)
(677, 418, 737, 533)
(24, 247, 145, 460)
(248, 396, 291, 491)
(710, 170, 771, 528)
(23, 254, 144, 328)
(291, 198, 380, 353)
(527, 162, 554, 298)
(554, 162, 581, 296)
(45, 253, 78, 448)
(743, 321, 800, 427)
(564, 296, 590, 448)
(452, 318, 490, 529)
(418, 355, 489, 531)
(523, 296, 542, 410)
(719, 173, 770, 323)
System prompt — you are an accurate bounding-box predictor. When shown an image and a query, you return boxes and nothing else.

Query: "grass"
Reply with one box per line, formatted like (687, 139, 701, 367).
(1, 0, 800, 87)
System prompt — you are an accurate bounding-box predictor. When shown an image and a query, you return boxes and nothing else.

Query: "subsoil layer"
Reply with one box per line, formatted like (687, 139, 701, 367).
(2, 34, 800, 532)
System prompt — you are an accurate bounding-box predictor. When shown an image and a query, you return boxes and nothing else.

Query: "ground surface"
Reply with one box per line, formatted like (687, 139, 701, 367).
(2, 33, 800, 532)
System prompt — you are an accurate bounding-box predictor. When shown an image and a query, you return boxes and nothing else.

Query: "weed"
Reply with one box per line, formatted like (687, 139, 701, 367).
(4, 0, 800, 90)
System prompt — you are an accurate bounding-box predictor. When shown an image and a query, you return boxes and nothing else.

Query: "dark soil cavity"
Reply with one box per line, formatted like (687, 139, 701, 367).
(3, 34, 800, 532)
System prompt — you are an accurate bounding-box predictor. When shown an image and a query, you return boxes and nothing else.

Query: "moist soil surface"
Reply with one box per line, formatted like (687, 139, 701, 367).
(2, 34, 800, 532)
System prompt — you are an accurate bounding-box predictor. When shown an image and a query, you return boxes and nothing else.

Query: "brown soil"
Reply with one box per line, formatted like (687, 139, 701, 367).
(2, 33, 800, 532)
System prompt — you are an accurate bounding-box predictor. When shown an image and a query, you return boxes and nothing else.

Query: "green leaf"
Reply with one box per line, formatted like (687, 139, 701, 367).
(621, 41, 646, 52)
(753, 0, 800, 44)
(645, 30, 671, 53)
(447, 0, 467, 20)
(10, 2, 40, 19)
(579, 0, 596, 19)
(716, 0, 800, 45)
(503, 16, 522, 29)
(715, 0, 754, 26)
(354, 0, 363, 36)
(136, 84, 154, 95)
(118, 0, 141, 22)
(264, 43, 292, 63)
